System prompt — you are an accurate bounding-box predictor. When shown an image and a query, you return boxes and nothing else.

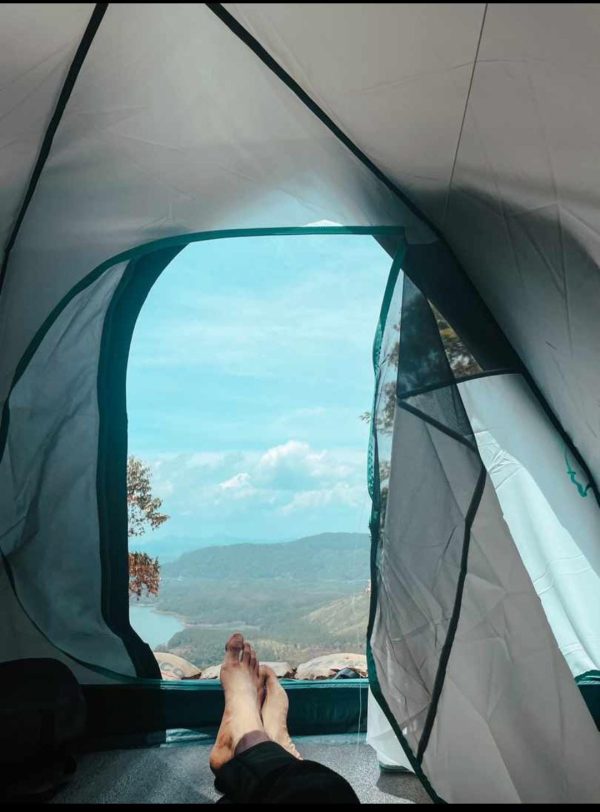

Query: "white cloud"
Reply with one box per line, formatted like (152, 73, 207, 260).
(217, 472, 261, 501)
(140, 439, 367, 535)
(253, 440, 361, 491)
(254, 440, 325, 490)
(278, 482, 366, 515)
(219, 472, 251, 491)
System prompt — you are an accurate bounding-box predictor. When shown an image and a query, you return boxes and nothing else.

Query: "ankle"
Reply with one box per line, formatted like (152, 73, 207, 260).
(234, 730, 270, 755)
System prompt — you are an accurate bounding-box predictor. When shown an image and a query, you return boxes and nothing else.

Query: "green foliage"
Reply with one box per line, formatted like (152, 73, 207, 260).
(360, 308, 481, 432)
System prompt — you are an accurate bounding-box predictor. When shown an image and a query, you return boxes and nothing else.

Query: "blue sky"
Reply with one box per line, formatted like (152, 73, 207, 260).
(127, 230, 392, 543)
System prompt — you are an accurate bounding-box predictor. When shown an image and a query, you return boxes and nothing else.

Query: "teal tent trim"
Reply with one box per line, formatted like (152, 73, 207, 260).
(82, 679, 369, 750)
(577, 670, 600, 729)
(97, 247, 184, 679)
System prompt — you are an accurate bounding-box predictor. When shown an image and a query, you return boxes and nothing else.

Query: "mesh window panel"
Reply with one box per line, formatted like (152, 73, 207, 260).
(0, 265, 137, 677)
(368, 251, 600, 801)
(369, 272, 486, 759)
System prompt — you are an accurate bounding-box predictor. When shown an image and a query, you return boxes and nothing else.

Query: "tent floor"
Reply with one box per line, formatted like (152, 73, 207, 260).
(52, 734, 432, 804)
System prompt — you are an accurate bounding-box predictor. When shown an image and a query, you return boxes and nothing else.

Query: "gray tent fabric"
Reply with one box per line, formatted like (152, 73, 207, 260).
(0, 3, 599, 804)
(0, 264, 135, 678)
(0, 3, 93, 251)
(460, 374, 600, 678)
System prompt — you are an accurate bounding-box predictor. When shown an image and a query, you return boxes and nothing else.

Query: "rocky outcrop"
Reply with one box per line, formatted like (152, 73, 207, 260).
(200, 664, 222, 680)
(295, 653, 367, 680)
(262, 661, 295, 678)
(154, 652, 366, 681)
(199, 661, 295, 680)
(154, 651, 201, 680)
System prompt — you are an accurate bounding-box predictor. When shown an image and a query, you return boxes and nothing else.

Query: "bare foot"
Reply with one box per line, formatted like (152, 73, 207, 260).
(209, 633, 266, 772)
(259, 665, 302, 760)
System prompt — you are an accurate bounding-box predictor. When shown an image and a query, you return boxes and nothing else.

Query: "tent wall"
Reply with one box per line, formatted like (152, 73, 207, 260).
(0, 261, 143, 678)
(460, 374, 600, 678)
(445, 3, 600, 485)
(423, 479, 600, 803)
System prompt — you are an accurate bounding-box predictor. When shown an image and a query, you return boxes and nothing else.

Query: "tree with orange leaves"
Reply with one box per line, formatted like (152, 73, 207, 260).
(127, 456, 169, 600)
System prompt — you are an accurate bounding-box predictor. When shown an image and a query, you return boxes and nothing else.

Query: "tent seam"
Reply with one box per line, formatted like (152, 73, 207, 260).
(205, 2, 444, 242)
(0, 3, 109, 299)
(416, 462, 487, 763)
(441, 3, 489, 230)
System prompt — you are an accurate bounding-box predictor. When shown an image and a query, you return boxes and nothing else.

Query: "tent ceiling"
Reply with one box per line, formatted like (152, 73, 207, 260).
(224, 3, 600, 237)
(0, 3, 93, 248)
(225, 2, 487, 226)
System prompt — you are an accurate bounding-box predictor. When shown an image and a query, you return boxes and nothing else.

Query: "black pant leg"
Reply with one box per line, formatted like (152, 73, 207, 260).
(213, 740, 360, 804)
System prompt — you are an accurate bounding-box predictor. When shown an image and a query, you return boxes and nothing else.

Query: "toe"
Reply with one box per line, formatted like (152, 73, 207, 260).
(242, 642, 252, 667)
(258, 666, 268, 706)
(262, 664, 277, 684)
(225, 632, 244, 663)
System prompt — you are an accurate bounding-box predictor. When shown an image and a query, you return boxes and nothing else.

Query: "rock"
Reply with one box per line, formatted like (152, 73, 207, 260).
(200, 664, 222, 680)
(197, 661, 295, 680)
(333, 667, 363, 679)
(154, 651, 201, 680)
(262, 661, 296, 678)
(296, 653, 367, 680)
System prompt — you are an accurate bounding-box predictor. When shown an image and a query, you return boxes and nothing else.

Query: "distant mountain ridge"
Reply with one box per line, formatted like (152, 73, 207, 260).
(131, 530, 370, 567)
(162, 532, 370, 581)
(129, 533, 282, 563)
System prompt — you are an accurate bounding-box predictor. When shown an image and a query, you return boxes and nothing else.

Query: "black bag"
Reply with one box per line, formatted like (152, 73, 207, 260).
(0, 658, 86, 803)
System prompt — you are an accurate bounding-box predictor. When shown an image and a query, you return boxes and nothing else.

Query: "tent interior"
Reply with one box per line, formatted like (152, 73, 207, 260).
(1, 2, 599, 804)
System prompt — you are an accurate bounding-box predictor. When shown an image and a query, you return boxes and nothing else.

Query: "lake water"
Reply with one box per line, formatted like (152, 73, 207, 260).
(130, 604, 186, 649)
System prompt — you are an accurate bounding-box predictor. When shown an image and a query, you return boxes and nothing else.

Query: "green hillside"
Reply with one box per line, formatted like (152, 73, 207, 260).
(148, 532, 371, 668)
(162, 532, 369, 582)
(306, 591, 371, 640)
